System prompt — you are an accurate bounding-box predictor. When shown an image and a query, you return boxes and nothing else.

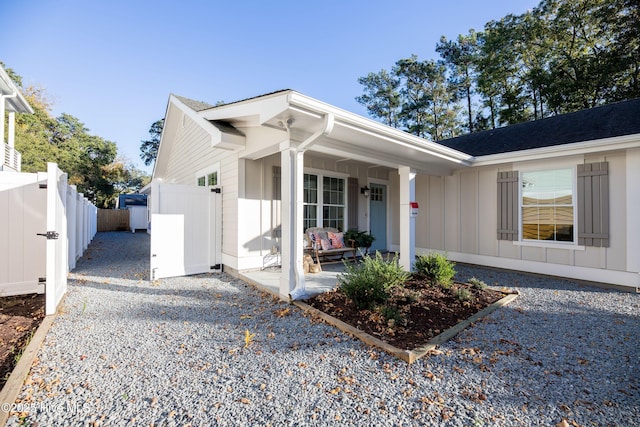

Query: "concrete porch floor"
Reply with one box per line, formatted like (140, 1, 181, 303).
(238, 262, 347, 299)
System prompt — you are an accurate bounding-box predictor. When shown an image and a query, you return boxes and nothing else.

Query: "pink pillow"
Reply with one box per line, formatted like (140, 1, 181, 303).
(327, 231, 344, 249)
(320, 237, 332, 250)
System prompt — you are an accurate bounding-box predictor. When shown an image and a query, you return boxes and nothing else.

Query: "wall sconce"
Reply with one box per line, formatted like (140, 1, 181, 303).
(360, 186, 370, 198)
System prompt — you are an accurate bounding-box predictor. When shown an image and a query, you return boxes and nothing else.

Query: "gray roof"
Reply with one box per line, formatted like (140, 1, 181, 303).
(438, 98, 640, 156)
(173, 95, 215, 112)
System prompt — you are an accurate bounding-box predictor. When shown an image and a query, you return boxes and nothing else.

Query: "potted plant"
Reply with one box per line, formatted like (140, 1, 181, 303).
(344, 229, 375, 254)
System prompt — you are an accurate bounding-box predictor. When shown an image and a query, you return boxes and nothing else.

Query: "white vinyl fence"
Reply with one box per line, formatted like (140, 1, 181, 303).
(0, 163, 96, 314)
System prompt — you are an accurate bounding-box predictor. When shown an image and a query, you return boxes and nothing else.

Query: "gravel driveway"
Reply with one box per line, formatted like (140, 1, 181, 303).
(7, 232, 639, 426)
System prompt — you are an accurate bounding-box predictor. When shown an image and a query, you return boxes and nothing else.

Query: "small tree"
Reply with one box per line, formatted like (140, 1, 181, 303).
(140, 119, 164, 167)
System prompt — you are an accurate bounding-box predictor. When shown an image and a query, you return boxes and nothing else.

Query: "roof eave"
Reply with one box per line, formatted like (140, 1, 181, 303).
(470, 133, 640, 167)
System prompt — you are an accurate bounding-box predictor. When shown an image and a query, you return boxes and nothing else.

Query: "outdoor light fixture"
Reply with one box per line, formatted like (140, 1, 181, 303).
(361, 186, 370, 198)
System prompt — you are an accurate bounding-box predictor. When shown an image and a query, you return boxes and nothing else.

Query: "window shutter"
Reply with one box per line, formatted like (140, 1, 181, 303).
(272, 166, 281, 201)
(577, 162, 609, 247)
(497, 171, 519, 241)
(347, 177, 358, 230)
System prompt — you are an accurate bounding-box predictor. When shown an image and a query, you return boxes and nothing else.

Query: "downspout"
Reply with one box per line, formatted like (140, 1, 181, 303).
(288, 112, 335, 301)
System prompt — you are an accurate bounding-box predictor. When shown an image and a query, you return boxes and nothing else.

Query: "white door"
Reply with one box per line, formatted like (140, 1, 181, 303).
(45, 163, 68, 315)
(0, 173, 47, 296)
(150, 182, 221, 280)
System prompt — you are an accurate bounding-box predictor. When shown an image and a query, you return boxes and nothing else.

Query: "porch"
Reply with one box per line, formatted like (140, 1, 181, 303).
(239, 263, 346, 298)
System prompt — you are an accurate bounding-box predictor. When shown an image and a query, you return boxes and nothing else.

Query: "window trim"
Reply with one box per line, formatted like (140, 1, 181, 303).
(518, 165, 578, 248)
(303, 168, 349, 231)
(195, 163, 220, 187)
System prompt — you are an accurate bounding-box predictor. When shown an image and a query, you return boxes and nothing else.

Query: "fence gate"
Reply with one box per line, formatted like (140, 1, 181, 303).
(45, 163, 68, 315)
(150, 181, 222, 280)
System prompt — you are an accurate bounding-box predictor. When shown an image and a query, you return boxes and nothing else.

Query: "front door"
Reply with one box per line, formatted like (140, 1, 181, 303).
(369, 183, 387, 253)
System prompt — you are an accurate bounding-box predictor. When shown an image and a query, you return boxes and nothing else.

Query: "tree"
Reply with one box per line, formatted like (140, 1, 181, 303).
(10, 67, 145, 208)
(436, 30, 479, 133)
(140, 119, 164, 167)
(355, 69, 401, 127)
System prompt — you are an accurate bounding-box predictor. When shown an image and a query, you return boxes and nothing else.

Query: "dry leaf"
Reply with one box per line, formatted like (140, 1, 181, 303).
(556, 419, 570, 427)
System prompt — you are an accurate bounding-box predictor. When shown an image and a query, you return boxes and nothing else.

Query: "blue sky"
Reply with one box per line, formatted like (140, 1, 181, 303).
(2, 0, 539, 173)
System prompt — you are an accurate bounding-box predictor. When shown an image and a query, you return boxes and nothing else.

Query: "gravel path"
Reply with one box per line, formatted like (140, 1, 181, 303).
(7, 232, 639, 426)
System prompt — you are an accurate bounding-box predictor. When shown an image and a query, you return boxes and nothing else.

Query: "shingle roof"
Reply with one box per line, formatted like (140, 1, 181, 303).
(438, 98, 640, 156)
(173, 95, 215, 112)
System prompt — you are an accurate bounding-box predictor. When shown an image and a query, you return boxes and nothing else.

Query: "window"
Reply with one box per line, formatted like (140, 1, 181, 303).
(303, 174, 318, 231)
(197, 171, 218, 187)
(302, 173, 345, 231)
(521, 169, 574, 242)
(322, 176, 344, 230)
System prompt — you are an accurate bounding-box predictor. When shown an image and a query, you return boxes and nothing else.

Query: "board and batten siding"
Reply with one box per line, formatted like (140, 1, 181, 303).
(406, 151, 636, 288)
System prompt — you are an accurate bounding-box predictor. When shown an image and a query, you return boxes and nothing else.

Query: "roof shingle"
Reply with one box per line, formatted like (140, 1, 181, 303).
(438, 98, 640, 156)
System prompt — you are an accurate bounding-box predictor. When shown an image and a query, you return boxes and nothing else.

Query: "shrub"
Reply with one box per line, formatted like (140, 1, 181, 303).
(377, 305, 404, 325)
(455, 288, 473, 302)
(413, 252, 456, 288)
(468, 277, 488, 290)
(338, 251, 409, 309)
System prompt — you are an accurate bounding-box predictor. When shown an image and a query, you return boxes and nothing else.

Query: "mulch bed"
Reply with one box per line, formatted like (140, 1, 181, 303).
(0, 294, 45, 389)
(307, 277, 506, 350)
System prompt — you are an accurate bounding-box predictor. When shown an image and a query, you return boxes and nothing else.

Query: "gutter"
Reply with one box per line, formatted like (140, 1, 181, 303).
(288, 112, 335, 301)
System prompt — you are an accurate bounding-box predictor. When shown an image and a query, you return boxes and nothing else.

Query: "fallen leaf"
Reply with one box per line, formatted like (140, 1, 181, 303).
(556, 419, 569, 427)
(240, 398, 251, 404)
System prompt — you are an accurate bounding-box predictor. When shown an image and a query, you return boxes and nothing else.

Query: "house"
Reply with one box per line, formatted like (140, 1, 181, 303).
(1, 64, 34, 172)
(147, 91, 640, 296)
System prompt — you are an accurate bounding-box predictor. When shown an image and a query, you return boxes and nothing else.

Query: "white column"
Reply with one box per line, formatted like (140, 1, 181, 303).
(8, 112, 15, 147)
(0, 98, 5, 146)
(399, 166, 416, 271)
(280, 145, 306, 299)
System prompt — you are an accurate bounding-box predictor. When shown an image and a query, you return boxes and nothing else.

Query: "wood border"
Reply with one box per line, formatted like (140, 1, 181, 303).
(293, 290, 519, 364)
(0, 314, 55, 426)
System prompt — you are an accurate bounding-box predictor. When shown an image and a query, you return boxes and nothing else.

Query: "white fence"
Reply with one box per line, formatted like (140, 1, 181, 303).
(0, 163, 96, 314)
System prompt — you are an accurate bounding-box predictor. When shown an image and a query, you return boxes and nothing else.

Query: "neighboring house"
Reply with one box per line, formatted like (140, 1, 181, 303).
(1, 64, 34, 172)
(148, 91, 640, 297)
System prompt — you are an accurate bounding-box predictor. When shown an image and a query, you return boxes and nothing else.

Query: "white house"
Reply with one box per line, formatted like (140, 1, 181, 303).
(148, 91, 640, 296)
(1, 64, 34, 172)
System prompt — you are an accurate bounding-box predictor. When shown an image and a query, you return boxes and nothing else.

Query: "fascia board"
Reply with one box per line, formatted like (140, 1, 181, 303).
(470, 133, 640, 167)
(288, 91, 472, 166)
(152, 97, 178, 178)
(199, 91, 292, 125)
(0, 66, 34, 114)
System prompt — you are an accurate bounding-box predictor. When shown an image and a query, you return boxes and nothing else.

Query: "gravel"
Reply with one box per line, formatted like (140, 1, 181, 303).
(7, 232, 640, 426)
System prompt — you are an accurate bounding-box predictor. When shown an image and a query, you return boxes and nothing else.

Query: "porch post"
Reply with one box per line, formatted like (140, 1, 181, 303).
(398, 166, 416, 271)
(280, 145, 306, 299)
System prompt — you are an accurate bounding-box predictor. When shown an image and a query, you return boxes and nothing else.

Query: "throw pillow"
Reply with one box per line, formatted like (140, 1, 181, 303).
(320, 237, 332, 251)
(327, 231, 345, 249)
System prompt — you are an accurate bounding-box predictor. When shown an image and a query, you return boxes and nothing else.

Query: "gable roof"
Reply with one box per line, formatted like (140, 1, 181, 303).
(438, 98, 640, 157)
(172, 95, 215, 112)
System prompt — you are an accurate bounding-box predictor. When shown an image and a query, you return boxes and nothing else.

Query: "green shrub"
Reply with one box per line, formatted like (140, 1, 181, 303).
(338, 251, 409, 309)
(455, 288, 473, 302)
(378, 305, 404, 325)
(413, 252, 456, 287)
(468, 277, 488, 290)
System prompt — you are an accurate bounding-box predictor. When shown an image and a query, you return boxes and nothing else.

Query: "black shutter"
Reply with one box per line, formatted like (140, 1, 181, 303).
(497, 171, 519, 241)
(577, 162, 609, 247)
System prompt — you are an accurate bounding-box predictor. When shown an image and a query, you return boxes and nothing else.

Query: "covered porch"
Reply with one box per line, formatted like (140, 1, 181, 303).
(202, 91, 472, 300)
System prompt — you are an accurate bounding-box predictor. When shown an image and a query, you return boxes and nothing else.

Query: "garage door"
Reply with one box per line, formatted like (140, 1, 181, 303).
(149, 181, 222, 280)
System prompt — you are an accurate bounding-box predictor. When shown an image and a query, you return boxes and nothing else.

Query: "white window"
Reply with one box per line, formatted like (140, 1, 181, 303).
(196, 165, 219, 187)
(303, 172, 346, 231)
(521, 168, 574, 243)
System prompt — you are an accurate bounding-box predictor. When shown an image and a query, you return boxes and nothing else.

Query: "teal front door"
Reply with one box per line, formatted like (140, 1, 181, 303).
(369, 183, 387, 253)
